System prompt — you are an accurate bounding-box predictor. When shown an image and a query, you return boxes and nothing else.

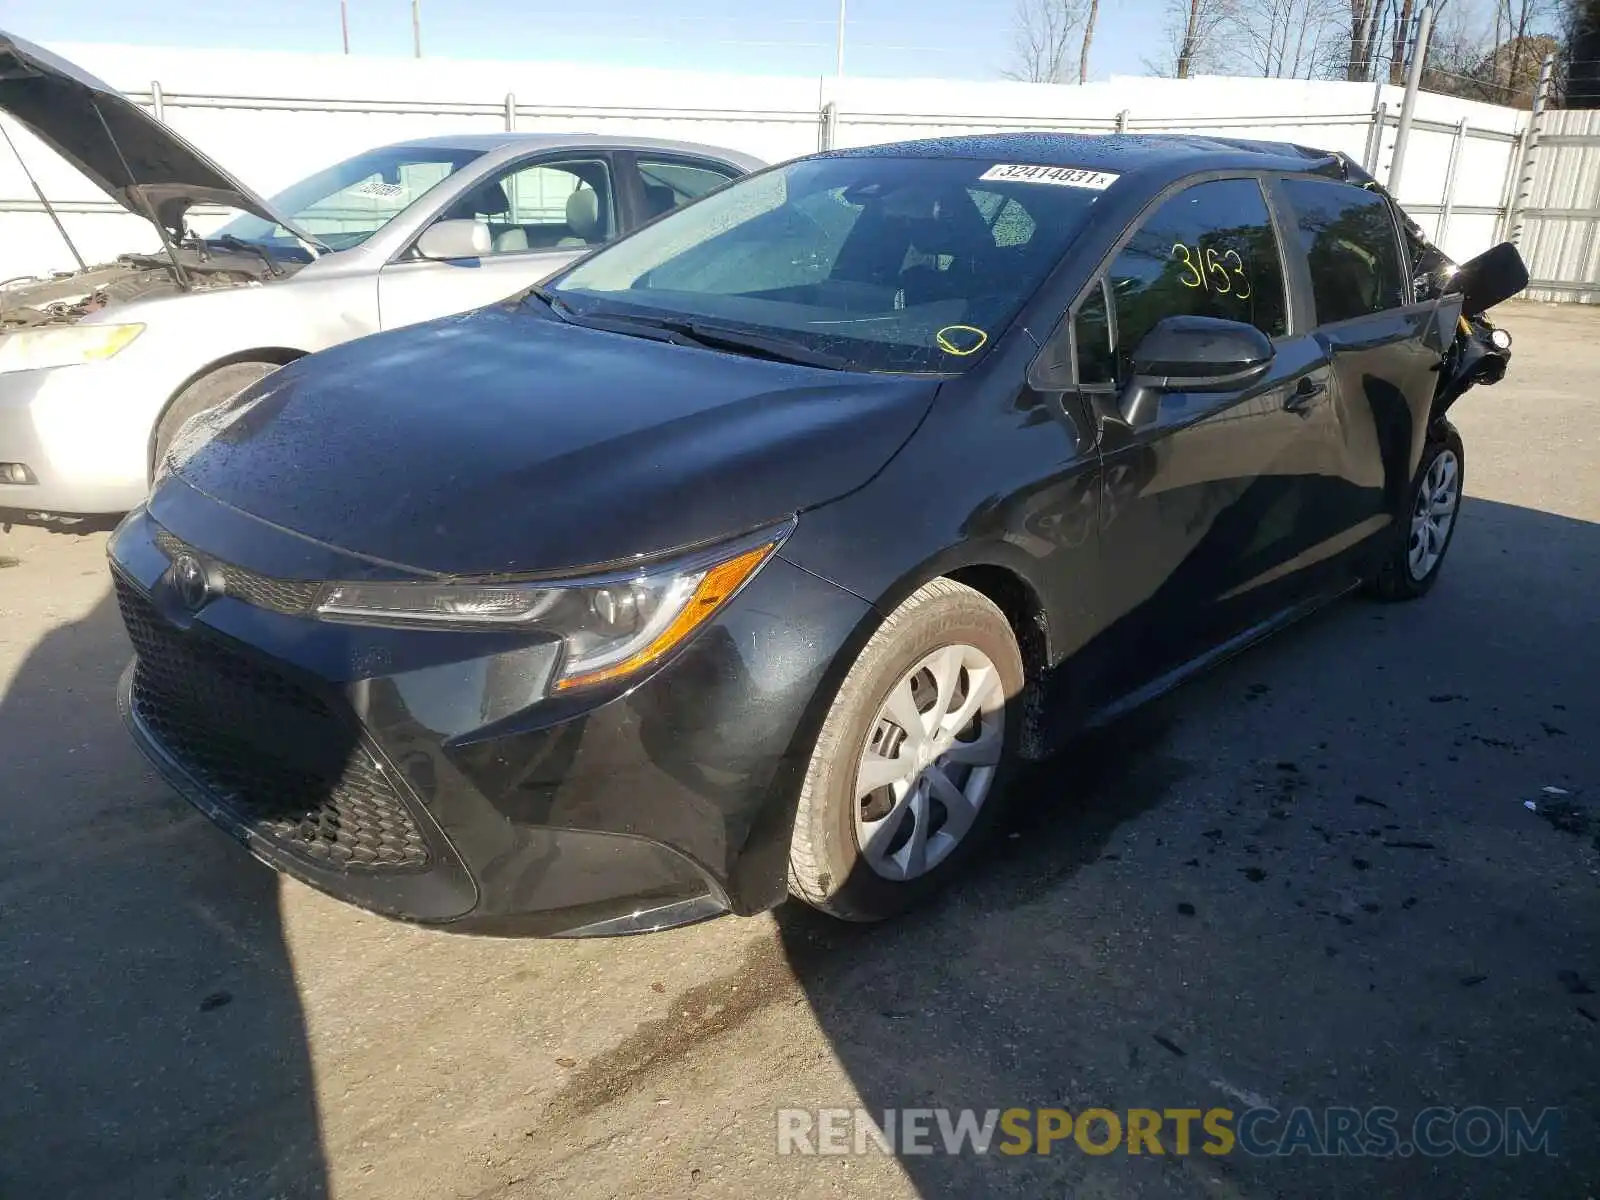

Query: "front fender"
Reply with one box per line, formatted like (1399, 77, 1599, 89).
(778, 381, 1104, 751)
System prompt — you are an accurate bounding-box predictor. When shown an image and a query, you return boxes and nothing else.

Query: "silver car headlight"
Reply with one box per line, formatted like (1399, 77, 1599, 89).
(313, 524, 791, 691)
(0, 323, 144, 374)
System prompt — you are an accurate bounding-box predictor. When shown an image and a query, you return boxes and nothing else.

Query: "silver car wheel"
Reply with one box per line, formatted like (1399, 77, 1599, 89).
(1408, 448, 1460, 581)
(853, 643, 1006, 882)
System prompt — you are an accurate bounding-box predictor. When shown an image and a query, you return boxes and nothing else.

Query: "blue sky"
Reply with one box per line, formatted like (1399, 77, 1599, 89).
(5, 0, 1166, 81)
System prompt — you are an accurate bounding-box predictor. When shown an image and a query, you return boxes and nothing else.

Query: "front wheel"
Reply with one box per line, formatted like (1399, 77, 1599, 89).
(151, 361, 280, 479)
(1366, 426, 1465, 602)
(787, 579, 1024, 922)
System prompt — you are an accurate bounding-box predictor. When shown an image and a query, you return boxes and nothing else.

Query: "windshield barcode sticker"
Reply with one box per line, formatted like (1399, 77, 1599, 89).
(979, 164, 1119, 190)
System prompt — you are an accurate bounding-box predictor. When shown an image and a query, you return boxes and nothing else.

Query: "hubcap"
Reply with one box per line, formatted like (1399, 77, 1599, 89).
(853, 644, 1006, 882)
(1408, 449, 1460, 581)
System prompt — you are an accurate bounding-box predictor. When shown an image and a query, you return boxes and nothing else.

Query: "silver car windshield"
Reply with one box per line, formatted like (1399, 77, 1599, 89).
(212, 145, 486, 253)
(550, 155, 1107, 373)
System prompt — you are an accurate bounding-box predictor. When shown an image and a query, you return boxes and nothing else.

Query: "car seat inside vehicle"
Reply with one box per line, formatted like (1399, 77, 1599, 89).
(442, 168, 611, 254)
(557, 185, 604, 246)
(825, 184, 1014, 314)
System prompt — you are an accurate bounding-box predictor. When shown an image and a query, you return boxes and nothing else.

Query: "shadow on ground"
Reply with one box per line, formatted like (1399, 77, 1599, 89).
(0, 494, 1595, 1200)
(774, 496, 1600, 1198)
(0, 584, 329, 1198)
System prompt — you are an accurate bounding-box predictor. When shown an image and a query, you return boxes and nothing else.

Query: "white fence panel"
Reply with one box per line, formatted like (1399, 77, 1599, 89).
(0, 41, 1550, 292)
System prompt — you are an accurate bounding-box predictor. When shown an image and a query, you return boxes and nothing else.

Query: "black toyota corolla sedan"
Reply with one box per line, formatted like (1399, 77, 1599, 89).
(110, 133, 1524, 937)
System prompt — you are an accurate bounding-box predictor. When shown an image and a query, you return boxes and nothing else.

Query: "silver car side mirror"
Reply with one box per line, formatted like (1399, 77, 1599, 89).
(416, 218, 491, 261)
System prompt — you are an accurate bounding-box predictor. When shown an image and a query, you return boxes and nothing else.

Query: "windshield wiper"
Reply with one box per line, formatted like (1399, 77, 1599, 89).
(213, 234, 284, 278)
(518, 283, 572, 316)
(576, 310, 846, 370)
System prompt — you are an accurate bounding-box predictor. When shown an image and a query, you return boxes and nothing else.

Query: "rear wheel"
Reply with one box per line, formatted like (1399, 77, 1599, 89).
(787, 579, 1024, 922)
(151, 361, 280, 478)
(1366, 426, 1465, 602)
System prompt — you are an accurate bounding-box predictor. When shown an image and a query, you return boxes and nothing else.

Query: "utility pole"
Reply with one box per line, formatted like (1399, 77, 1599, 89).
(340, 0, 350, 53)
(835, 0, 846, 76)
(412, 0, 422, 58)
(1387, 0, 1434, 196)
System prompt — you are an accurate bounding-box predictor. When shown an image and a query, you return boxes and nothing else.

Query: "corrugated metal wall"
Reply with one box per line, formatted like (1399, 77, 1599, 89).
(1516, 109, 1600, 303)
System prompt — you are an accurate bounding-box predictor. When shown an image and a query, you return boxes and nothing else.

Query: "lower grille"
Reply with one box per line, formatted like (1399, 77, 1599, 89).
(116, 574, 429, 872)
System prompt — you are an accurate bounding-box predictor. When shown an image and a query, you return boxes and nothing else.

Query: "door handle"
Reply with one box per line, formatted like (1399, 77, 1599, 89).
(1284, 375, 1328, 415)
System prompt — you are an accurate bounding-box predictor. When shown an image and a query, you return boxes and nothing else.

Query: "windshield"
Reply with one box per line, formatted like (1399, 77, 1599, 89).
(550, 155, 1108, 372)
(212, 144, 486, 253)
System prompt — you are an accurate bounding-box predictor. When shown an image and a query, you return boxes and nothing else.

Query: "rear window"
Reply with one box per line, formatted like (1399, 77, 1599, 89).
(1280, 178, 1405, 324)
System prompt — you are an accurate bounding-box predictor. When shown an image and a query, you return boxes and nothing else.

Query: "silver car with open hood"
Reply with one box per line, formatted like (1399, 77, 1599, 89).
(0, 31, 761, 522)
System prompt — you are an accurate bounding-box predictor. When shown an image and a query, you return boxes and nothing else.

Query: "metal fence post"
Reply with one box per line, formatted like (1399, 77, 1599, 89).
(150, 80, 164, 122)
(504, 92, 516, 131)
(1364, 103, 1387, 174)
(1115, 109, 1129, 133)
(819, 100, 838, 152)
(1503, 53, 1556, 246)
(1436, 117, 1467, 245)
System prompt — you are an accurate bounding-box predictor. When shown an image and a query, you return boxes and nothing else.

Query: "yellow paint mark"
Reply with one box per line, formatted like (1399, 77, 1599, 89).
(936, 324, 989, 356)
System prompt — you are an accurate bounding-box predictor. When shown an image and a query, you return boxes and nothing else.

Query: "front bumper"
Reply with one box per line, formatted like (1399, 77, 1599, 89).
(108, 495, 871, 937)
(0, 363, 153, 517)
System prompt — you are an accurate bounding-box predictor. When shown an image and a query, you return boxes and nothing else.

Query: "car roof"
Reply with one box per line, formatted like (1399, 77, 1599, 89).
(379, 131, 766, 170)
(822, 131, 1348, 180)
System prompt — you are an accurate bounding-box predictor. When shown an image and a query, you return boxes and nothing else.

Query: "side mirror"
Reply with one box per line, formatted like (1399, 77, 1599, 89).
(1120, 315, 1274, 427)
(416, 218, 490, 261)
(1454, 241, 1528, 316)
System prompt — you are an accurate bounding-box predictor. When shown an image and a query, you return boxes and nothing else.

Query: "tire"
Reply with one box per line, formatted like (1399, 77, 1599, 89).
(787, 578, 1025, 922)
(151, 361, 280, 478)
(1365, 425, 1465, 602)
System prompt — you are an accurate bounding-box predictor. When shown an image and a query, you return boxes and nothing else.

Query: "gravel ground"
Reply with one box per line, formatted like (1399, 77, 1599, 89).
(0, 299, 1595, 1200)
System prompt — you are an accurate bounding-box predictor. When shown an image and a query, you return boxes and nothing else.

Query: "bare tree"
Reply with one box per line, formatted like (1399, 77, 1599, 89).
(1080, 0, 1101, 82)
(1234, 0, 1342, 75)
(1499, 0, 1551, 96)
(1419, 0, 1560, 104)
(1418, 0, 1504, 93)
(1003, 0, 1087, 82)
(1389, 0, 1418, 79)
(1423, 0, 1494, 86)
(1432, 0, 1558, 100)
(1348, 0, 1383, 78)
(1145, 0, 1235, 75)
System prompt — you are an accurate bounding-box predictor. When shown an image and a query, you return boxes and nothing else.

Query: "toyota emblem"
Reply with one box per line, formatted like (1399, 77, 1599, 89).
(171, 553, 213, 612)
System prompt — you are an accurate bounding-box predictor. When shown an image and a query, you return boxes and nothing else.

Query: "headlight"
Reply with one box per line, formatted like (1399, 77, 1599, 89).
(0, 323, 145, 374)
(314, 525, 790, 691)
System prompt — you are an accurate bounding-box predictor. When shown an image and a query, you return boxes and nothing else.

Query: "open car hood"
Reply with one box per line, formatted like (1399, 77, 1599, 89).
(0, 30, 320, 244)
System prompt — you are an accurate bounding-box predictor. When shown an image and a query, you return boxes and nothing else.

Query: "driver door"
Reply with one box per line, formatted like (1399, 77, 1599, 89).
(1069, 177, 1336, 706)
(377, 155, 618, 331)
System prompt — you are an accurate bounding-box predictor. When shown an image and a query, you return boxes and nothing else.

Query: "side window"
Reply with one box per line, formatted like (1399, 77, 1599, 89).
(637, 158, 741, 220)
(1074, 280, 1115, 385)
(441, 157, 615, 255)
(1102, 178, 1289, 381)
(1280, 178, 1405, 324)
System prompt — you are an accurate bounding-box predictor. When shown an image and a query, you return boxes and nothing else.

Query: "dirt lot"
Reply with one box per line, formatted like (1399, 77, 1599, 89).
(1, 301, 1596, 1200)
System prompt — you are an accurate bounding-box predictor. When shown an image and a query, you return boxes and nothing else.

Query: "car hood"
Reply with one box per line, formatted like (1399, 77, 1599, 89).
(0, 30, 317, 244)
(167, 304, 940, 576)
